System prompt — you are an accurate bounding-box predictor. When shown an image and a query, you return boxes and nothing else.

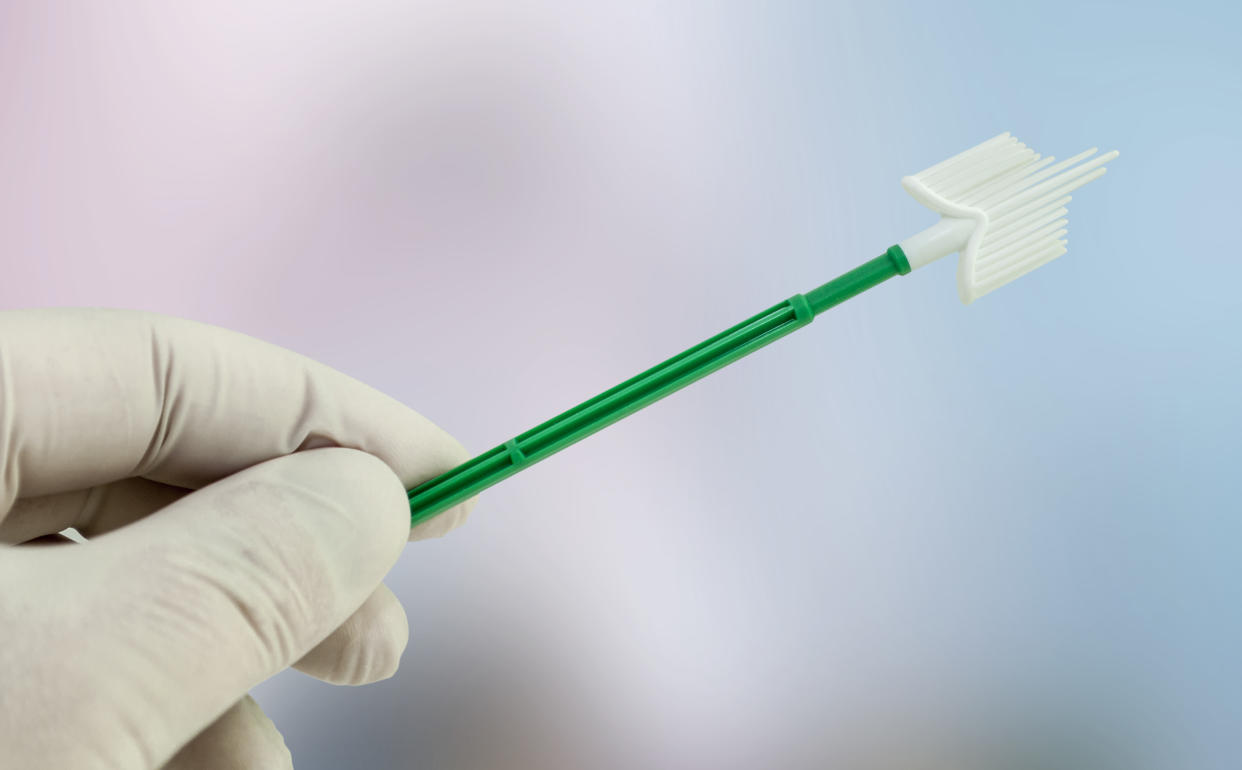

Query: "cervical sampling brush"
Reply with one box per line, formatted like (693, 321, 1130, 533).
(408, 133, 1119, 525)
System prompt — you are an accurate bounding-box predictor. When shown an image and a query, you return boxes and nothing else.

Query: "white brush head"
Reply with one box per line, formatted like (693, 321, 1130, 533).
(899, 133, 1119, 304)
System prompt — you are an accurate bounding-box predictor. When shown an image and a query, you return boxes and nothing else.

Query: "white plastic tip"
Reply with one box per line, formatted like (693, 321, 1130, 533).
(898, 132, 1118, 304)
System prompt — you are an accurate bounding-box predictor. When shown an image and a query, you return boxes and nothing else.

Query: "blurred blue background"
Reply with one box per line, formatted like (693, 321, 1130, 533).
(2, 0, 1238, 767)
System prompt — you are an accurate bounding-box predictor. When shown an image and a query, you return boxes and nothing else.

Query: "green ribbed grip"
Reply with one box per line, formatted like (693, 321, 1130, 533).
(408, 245, 910, 526)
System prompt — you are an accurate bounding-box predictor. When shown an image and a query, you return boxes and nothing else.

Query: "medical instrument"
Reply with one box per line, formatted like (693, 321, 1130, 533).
(408, 133, 1118, 525)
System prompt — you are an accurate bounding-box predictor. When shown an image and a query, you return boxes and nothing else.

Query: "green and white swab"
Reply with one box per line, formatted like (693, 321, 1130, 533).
(408, 132, 1119, 526)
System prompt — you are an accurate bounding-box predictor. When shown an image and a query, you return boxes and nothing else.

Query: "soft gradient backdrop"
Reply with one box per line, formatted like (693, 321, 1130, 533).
(2, 1, 1238, 768)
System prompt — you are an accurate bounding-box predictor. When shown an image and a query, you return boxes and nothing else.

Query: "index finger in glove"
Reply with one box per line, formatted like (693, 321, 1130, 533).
(0, 308, 474, 538)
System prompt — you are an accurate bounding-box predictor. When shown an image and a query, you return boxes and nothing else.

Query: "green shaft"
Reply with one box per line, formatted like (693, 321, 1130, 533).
(408, 246, 911, 526)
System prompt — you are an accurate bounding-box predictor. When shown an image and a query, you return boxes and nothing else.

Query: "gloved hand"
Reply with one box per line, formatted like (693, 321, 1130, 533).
(0, 308, 475, 769)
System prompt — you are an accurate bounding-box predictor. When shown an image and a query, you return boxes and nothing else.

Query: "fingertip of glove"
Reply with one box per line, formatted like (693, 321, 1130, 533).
(293, 584, 410, 686)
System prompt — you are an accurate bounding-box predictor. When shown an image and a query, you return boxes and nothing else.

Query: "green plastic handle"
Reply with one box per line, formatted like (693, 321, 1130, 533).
(409, 246, 911, 526)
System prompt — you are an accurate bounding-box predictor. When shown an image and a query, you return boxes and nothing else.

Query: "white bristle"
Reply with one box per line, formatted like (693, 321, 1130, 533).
(900, 134, 1118, 303)
(926, 137, 1020, 175)
(984, 214, 1068, 255)
(961, 155, 1055, 206)
(987, 156, 1112, 218)
(973, 149, 1089, 208)
(915, 132, 1013, 178)
(977, 226, 1068, 280)
(973, 243, 1067, 298)
(988, 197, 1068, 235)
(941, 147, 1037, 199)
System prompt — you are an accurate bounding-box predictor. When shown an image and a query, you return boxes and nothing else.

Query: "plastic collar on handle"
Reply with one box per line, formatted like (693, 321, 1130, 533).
(408, 246, 911, 526)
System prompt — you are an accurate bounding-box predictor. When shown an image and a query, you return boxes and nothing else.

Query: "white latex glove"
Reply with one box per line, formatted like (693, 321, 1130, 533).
(0, 308, 475, 769)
